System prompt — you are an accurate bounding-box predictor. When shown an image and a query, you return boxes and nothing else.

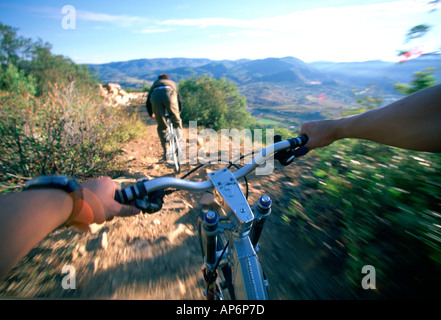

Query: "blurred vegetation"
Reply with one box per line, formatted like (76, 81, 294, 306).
(394, 67, 438, 95)
(287, 140, 441, 298)
(284, 75, 441, 298)
(0, 23, 146, 192)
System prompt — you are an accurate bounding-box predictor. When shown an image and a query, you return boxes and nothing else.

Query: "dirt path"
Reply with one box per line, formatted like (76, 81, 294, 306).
(0, 102, 352, 300)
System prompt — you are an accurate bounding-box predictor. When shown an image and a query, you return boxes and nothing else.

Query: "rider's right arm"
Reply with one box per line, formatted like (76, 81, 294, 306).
(0, 189, 73, 280)
(300, 84, 441, 153)
(0, 177, 140, 280)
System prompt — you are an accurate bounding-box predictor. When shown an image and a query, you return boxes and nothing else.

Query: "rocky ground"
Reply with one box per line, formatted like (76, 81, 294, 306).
(0, 100, 353, 300)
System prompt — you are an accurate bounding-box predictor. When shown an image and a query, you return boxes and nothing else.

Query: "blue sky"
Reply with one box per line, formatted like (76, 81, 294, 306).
(0, 0, 440, 64)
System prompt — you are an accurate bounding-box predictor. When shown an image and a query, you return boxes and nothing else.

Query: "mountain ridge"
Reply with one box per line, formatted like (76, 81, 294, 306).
(309, 53, 441, 92)
(87, 56, 333, 87)
(86, 54, 440, 91)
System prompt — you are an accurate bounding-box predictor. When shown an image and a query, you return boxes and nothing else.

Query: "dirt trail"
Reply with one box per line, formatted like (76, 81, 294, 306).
(0, 102, 352, 300)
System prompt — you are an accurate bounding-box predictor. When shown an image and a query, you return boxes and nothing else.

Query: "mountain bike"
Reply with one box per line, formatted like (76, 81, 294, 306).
(165, 109, 182, 174)
(114, 134, 309, 300)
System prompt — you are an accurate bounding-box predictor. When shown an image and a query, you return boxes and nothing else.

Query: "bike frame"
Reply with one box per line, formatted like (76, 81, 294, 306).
(115, 135, 308, 300)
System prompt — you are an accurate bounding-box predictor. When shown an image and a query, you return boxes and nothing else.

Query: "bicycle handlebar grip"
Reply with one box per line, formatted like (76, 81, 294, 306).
(287, 134, 308, 148)
(114, 189, 124, 204)
(299, 134, 309, 145)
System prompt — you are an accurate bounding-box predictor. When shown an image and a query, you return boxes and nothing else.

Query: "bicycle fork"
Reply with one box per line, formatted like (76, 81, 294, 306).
(250, 195, 272, 248)
(202, 210, 219, 300)
(201, 195, 272, 300)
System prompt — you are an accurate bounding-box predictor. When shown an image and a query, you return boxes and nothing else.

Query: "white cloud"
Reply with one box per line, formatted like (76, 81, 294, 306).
(227, 29, 273, 38)
(161, 17, 249, 29)
(156, 0, 440, 61)
(159, 1, 437, 33)
(138, 27, 172, 34)
(76, 10, 147, 27)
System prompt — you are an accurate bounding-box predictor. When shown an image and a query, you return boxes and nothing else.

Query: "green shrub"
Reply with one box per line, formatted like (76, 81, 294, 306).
(0, 83, 145, 192)
(179, 76, 255, 131)
(0, 63, 37, 95)
(287, 140, 441, 298)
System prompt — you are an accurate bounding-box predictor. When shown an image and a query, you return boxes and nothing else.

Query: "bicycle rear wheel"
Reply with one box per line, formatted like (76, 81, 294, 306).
(172, 134, 181, 173)
(166, 119, 181, 174)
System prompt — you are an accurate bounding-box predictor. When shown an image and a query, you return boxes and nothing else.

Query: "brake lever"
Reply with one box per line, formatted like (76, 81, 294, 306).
(134, 189, 165, 214)
(115, 178, 165, 214)
(274, 134, 309, 166)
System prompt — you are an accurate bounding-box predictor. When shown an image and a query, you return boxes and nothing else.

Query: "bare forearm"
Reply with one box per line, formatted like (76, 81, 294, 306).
(336, 84, 441, 152)
(0, 177, 140, 280)
(0, 190, 72, 279)
(301, 84, 441, 152)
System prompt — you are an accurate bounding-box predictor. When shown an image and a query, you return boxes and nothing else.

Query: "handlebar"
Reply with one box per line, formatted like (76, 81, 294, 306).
(114, 134, 308, 207)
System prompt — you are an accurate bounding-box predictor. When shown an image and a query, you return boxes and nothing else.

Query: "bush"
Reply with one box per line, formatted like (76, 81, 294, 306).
(0, 63, 37, 95)
(394, 68, 438, 96)
(179, 76, 255, 131)
(0, 22, 148, 192)
(0, 82, 145, 192)
(286, 140, 441, 298)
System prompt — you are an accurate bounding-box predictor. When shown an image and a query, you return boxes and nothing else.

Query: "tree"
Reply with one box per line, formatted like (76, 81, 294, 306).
(27, 40, 97, 96)
(0, 23, 98, 97)
(394, 68, 438, 95)
(405, 24, 431, 43)
(0, 23, 32, 67)
(397, 0, 440, 59)
(178, 76, 254, 131)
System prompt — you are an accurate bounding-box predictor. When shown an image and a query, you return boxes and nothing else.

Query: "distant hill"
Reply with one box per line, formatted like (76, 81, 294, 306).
(86, 54, 440, 95)
(309, 53, 441, 94)
(86, 54, 440, 127)
(87, 58, 213, 87)
(87, 56, 332, 87)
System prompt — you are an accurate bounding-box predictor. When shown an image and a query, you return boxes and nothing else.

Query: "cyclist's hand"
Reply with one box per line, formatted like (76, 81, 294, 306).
(299, 120, 338, 150)
(81, 177, 141, 223)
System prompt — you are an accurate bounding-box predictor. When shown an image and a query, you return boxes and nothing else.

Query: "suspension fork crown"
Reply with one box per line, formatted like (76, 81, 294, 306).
(203, 210, 219, 267)
(204, 210, 218, 225)
(258, 195, 272, 211)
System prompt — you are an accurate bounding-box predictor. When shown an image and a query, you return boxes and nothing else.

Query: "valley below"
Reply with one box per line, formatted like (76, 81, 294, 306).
(86, 54, 441, 128)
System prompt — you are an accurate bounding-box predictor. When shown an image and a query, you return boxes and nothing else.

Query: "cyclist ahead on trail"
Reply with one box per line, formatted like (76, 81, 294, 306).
(146, 74, 184, 161)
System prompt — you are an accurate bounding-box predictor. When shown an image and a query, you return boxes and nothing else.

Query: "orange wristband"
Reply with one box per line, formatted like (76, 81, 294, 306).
(66, 189, 94, 232)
